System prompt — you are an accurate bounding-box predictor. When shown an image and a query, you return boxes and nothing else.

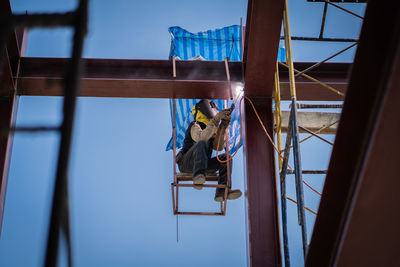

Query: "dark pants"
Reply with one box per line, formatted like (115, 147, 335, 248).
(178, 140, 232, 187)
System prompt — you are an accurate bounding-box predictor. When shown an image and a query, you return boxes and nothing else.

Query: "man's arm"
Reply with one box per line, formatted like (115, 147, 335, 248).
(190, 109, 231, 143)
(213, 117, 230, 151)
(190, 121, 218, 142)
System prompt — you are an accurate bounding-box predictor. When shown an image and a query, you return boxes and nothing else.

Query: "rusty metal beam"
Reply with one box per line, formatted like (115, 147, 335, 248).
(18, 58, 241, 99)
(244, 0, 285, 97)
(17, 57, 349, 100)
(243, 98, 282, 267)
(242, 0, 284, 266)
(306, 0, 400, 266)
(0, 94, 18, 234)
(279, 62, 348, 100)
(1, 49, 14, 96)
(0, 0, 25, 234)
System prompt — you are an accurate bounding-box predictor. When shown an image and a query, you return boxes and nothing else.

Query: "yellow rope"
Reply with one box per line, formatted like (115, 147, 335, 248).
(279, 61, 345, 97)
(299, 120, 339, 144)
(284, 118, 339, 152)
(286, 196, 318, 215)
(274, 62, 283, 170)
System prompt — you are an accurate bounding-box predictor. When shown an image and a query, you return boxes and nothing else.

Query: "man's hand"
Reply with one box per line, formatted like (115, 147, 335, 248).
(211, 108, 232, 125)
(220, 116, 231, 127)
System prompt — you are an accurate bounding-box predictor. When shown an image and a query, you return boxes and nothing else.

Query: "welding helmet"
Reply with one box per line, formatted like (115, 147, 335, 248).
(192, 99, 219, 125)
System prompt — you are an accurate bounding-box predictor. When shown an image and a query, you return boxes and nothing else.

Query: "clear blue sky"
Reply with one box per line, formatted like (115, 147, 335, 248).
(0, 1, 365, 266)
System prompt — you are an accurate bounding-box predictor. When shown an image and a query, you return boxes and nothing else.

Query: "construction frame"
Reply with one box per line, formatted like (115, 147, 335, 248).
(1, 0, 399, 266)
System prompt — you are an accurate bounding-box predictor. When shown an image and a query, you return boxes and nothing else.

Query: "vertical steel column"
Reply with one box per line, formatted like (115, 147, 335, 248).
(244, 97, 282, 266)
(283, 0, 308, 257)
(0, 26, 14, 233)
(0, 3, 27, 233)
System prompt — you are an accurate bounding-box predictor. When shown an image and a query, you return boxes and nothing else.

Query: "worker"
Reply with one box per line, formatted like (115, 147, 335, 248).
(176, 99, 242, 202)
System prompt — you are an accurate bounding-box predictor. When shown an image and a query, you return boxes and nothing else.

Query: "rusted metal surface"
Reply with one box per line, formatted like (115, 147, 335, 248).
(17, 58, 350, 100)
(18, 77, 237, 100)
(19, 58, 243, 81)
(1, 49, 14, 96)
(243, 97, 281, 267)
(242, 0, 284, 265)
(306, 0, 400, 266)
(0, 0, 24, 234)
(0, 94, 18, 234)
(278, 62, 348, 100)
(244, 0, 284, 97)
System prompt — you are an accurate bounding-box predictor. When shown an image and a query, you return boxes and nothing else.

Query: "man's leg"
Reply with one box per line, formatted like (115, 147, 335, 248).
(208, 154, 230, 186)
(209, 155, 241, 202)
(178, 141, 209, 189)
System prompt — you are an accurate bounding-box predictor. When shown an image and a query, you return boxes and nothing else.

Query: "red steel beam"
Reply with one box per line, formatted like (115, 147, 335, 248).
(306, 0, 400, 266)
(242, 0, 284, 266)
(244, 0, 284, 97)
(18, 58, 240, 99)
(17, 57, 349, 100)
(243, 98, 282, 267)
(0, 94, 18, 234)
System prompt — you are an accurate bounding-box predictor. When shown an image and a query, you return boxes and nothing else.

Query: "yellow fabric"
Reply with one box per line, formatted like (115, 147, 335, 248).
(192, 105, 211, 125)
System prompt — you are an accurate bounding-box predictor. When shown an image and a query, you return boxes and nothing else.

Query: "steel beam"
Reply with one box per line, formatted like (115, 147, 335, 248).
(242, 0, 284, 266)
(0, 94, 18, 234)
(244, 0, 284, 97)
(17, 58, 349, 101)
(306, 0, 400, 266)
(18, 58, 241, 99)
(0, 0, 25, 234)
(243, 98, 281, 267)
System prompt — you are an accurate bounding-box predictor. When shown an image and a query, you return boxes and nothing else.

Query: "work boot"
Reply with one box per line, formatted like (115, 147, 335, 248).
(214, 188, 243, 202)
(214, 188, 226, 202)
(193, 173, 206, 190)
(227, 189, 242, 200)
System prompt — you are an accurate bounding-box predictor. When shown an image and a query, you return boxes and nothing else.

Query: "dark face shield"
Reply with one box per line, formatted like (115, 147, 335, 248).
(196, 99, 219, 118)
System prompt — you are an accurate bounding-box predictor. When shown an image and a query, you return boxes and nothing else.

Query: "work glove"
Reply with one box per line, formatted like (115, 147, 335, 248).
(220, 116, 231, 128)
(211, 109, 231, 125)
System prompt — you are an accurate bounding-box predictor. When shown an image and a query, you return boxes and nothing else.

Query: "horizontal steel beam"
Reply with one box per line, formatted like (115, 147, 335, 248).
(17, 57, 349, 100)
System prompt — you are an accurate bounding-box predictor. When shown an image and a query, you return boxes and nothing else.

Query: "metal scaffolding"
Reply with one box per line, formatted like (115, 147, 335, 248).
(275, 0, 364, 266)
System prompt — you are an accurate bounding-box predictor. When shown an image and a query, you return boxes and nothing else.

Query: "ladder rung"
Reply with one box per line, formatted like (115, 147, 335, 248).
(286, 169, 327, 174)
(297, 103, 343, 109)
(176, 172, 219, 181)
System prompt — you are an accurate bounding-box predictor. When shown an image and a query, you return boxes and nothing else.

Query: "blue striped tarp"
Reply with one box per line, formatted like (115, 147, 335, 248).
(168, 25, 242, 62)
